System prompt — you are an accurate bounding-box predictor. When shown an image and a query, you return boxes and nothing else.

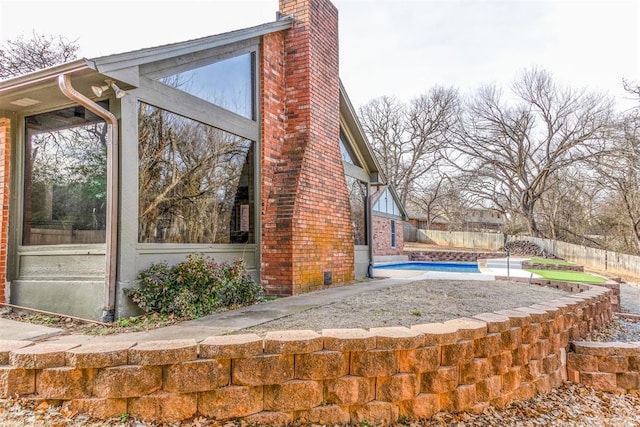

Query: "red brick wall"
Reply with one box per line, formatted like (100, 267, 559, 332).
(261, 0, 354, 295)
(260, 31, 293, 295)
(0, 118, 10, 303)
(372, 215, 404, 256)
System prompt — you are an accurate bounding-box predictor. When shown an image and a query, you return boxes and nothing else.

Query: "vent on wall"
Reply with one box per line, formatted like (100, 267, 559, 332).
(323, 271, 332, 286)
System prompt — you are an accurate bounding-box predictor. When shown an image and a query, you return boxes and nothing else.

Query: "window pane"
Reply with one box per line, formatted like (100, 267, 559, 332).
(339, 132, 361, 166)
(346, 176, 367, 245)
(24, 105, 108, 245)
(391, 220, 396, 248)
(138, 103, 255, 244)
(161, 53, 254, 119)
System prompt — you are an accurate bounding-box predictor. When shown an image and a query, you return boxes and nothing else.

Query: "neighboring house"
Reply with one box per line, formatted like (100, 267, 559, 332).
(406, 212, 448, 232)
(0, 0, 389, 321)
(464, 209, 504, 232)
(406, 208, 503, 233)
(371, 186, 407, 258)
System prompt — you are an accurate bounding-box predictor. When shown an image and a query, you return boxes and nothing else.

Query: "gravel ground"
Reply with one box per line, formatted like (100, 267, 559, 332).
(238, 279, 570, 335)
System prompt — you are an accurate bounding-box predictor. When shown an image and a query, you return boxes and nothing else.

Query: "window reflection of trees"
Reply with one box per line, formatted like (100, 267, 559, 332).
(24, 109, 107, 245)
(159, 53, 254, 120)
(346, 176, 367, 245)
(138, 103, 254, 244)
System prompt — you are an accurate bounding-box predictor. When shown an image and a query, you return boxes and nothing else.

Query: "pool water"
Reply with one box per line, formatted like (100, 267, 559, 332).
(374, 261, 480, 273)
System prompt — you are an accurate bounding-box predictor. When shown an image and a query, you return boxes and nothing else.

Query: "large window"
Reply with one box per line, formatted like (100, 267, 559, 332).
(23, 105, 108, 245)
(138, 102, 254, 244)
(161, 53, 255, 119)
(346, 176, 367, 245)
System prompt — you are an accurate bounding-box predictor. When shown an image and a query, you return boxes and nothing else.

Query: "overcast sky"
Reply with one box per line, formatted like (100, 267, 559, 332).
(1, 0, 638, 111)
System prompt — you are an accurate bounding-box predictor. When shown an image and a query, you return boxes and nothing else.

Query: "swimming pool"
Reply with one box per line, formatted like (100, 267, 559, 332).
(374, 261, 480, 273)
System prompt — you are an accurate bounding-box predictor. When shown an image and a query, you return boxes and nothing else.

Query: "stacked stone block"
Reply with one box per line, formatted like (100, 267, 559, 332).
(0, 283, 615, 425)
(408, 251, 505, 262)
(568, 341, 640, 393)
(521, 261, 585, 272)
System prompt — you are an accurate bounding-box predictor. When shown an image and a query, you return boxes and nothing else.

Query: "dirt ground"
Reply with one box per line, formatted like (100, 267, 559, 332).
(238, 279, 569, 335)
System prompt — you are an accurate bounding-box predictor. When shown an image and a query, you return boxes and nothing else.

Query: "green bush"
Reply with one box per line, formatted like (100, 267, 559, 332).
(126, 254, 264, 319)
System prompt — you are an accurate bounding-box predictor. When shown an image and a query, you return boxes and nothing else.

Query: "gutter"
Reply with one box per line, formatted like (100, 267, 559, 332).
(58, 74, 118, 322)
(0, 59, 93, 94)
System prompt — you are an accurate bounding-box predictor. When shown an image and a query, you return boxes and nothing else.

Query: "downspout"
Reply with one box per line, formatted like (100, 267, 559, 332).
(58, 74, 118, 322)
(366, 189, 374, 278)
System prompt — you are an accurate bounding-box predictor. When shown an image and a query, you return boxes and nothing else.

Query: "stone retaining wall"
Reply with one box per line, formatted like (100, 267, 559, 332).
(494, 277, 620, 313)
(408, 251, 505, 262)
(568, 341, 640, 393)
(521, 262, 584, 272)
(0, 283, 614, 425)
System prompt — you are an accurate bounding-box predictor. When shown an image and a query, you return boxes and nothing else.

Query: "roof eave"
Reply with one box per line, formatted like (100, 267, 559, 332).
(93, 19, 294, 73)
(339, 80, 387, 184)
(0, 59, 95, 94)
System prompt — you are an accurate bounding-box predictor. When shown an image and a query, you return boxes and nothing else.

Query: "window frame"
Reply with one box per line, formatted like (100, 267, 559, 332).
(136, 102, 256, 244)
(22, 103, 110, 246)
(391, 219, 397, 248)
(131, 39, 262, 250)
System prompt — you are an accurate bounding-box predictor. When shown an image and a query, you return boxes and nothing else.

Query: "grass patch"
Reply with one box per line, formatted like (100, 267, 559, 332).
(525, 269, 607, 284)
(528, 258, 575, 266)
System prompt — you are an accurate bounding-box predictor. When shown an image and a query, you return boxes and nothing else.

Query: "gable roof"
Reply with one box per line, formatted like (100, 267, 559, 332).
(339, 81, 386, 184)
(0, 19, 293, 114)
(372, 185, 408, 220)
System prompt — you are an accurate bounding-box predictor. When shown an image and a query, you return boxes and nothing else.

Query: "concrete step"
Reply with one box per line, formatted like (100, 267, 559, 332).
(485, 258, 524, 269)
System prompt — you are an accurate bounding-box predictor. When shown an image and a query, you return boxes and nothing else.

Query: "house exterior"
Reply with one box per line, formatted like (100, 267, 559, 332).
(464, 208, 504, 232)
(407, 208, 503, 233)
(371, 186, 407, 259)
(0, 0, 390, 321)
(406, 212, 448, 232)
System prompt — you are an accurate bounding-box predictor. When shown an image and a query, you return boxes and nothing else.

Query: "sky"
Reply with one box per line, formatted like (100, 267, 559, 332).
(0, 0, 638, 111)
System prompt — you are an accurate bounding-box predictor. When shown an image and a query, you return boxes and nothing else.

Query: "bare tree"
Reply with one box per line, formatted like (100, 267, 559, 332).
(536, 167, 600, 243)
(448, 68, 613, 237)
(592, 102, 640, 253)
(0, 31, 79, 79)
(408, 172, 450, 229)
(358, 87, 458, 206)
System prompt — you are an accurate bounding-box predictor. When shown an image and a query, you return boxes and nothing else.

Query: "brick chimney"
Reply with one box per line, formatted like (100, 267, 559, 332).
(260, 0, 354, 295)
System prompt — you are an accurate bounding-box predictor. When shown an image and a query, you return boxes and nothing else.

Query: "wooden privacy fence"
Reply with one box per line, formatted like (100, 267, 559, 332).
(512, 236, 640, 280)
(419, 230, 506, 251)
(415, 230, 640, 280)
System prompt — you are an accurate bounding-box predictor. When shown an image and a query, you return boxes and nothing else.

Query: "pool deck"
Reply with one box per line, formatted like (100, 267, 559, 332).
(373, 257, 540, 281)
